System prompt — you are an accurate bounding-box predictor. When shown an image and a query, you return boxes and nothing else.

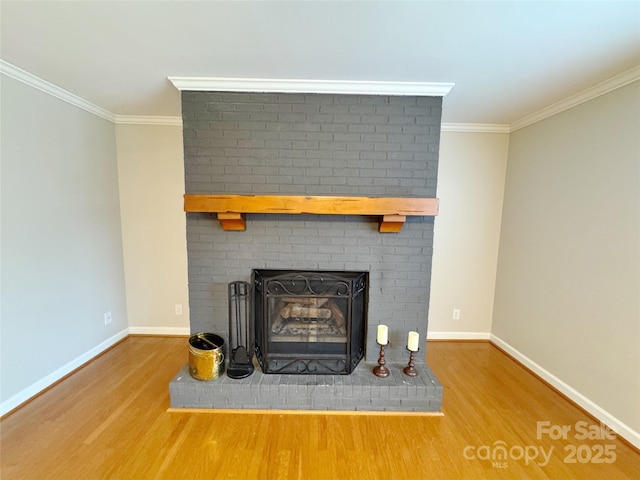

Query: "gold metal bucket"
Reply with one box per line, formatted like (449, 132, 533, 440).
(188, 333, 225, 381)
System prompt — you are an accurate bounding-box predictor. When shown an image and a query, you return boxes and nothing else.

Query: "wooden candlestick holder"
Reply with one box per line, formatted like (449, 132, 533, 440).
(373, 343, 390, 378)
(403, 348, 418, 377)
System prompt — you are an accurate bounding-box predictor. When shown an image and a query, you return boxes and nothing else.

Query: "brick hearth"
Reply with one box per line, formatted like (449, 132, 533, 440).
(170, 361, 443, 412)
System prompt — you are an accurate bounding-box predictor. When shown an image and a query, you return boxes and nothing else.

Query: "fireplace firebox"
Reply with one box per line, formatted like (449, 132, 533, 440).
(253, 269, 368, 375)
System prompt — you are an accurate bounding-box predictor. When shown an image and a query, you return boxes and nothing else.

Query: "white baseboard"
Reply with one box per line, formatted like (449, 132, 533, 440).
(0, 328, 129, 417)
(128, 326, 190, 336)
(427, 331, 491, 341)
(490, 334, 640, 450)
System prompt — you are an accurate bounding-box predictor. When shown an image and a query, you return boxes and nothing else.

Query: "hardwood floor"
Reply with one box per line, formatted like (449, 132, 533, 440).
(1, 337, 638, 479)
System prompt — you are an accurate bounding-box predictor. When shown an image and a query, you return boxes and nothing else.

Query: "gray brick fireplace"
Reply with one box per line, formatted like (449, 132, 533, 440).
(169, 91, 443, 412)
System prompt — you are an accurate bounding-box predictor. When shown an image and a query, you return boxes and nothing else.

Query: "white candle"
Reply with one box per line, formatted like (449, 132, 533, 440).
(407, 331, 420, 352)
(377, 325, 388, 345)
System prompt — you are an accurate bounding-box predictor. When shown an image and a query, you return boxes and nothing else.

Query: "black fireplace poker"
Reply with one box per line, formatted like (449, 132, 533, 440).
(227, 281, 254, 379)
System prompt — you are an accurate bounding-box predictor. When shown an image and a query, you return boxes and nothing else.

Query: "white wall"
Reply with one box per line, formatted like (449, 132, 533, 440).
(115, 124, 189, 334)
(428, 131, 509, 338)
(0, 75, 128, 412)
(492, 81, 640, 436)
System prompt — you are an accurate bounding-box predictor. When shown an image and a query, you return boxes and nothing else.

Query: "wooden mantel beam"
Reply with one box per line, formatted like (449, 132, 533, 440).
(184, 194, 439, 232)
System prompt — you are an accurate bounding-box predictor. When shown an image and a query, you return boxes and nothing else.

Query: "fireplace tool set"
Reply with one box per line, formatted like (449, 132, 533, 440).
(226, 281, 254, 379)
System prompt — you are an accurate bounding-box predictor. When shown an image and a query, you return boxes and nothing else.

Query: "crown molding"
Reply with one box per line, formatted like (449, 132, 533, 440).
(168, 76, 455, 97)
(114, 115, 182, 126)
(441, 123, 510, 134)
(6, 60, 635, 133)
(510, 65, 640, 132)
(0, 59, 115, 122)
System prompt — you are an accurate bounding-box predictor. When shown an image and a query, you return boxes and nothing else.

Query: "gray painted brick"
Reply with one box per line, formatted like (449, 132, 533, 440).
(182, 91, 441, 364)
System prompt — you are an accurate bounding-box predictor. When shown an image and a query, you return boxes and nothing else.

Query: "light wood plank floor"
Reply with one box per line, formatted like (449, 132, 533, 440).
(1, 337, 638, 479)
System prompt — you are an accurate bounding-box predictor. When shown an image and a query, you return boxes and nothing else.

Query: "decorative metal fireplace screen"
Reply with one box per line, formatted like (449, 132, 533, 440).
(253, 269, 368, 374)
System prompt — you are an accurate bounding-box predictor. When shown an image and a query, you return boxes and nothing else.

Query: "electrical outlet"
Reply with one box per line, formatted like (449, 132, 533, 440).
(452, 308, 461, 320)
(104, 311, 112, 325)
(175, 304, 183, 315)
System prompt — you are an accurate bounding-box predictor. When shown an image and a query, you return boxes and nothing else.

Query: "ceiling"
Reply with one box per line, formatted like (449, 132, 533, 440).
(1, 1, 639, 125)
